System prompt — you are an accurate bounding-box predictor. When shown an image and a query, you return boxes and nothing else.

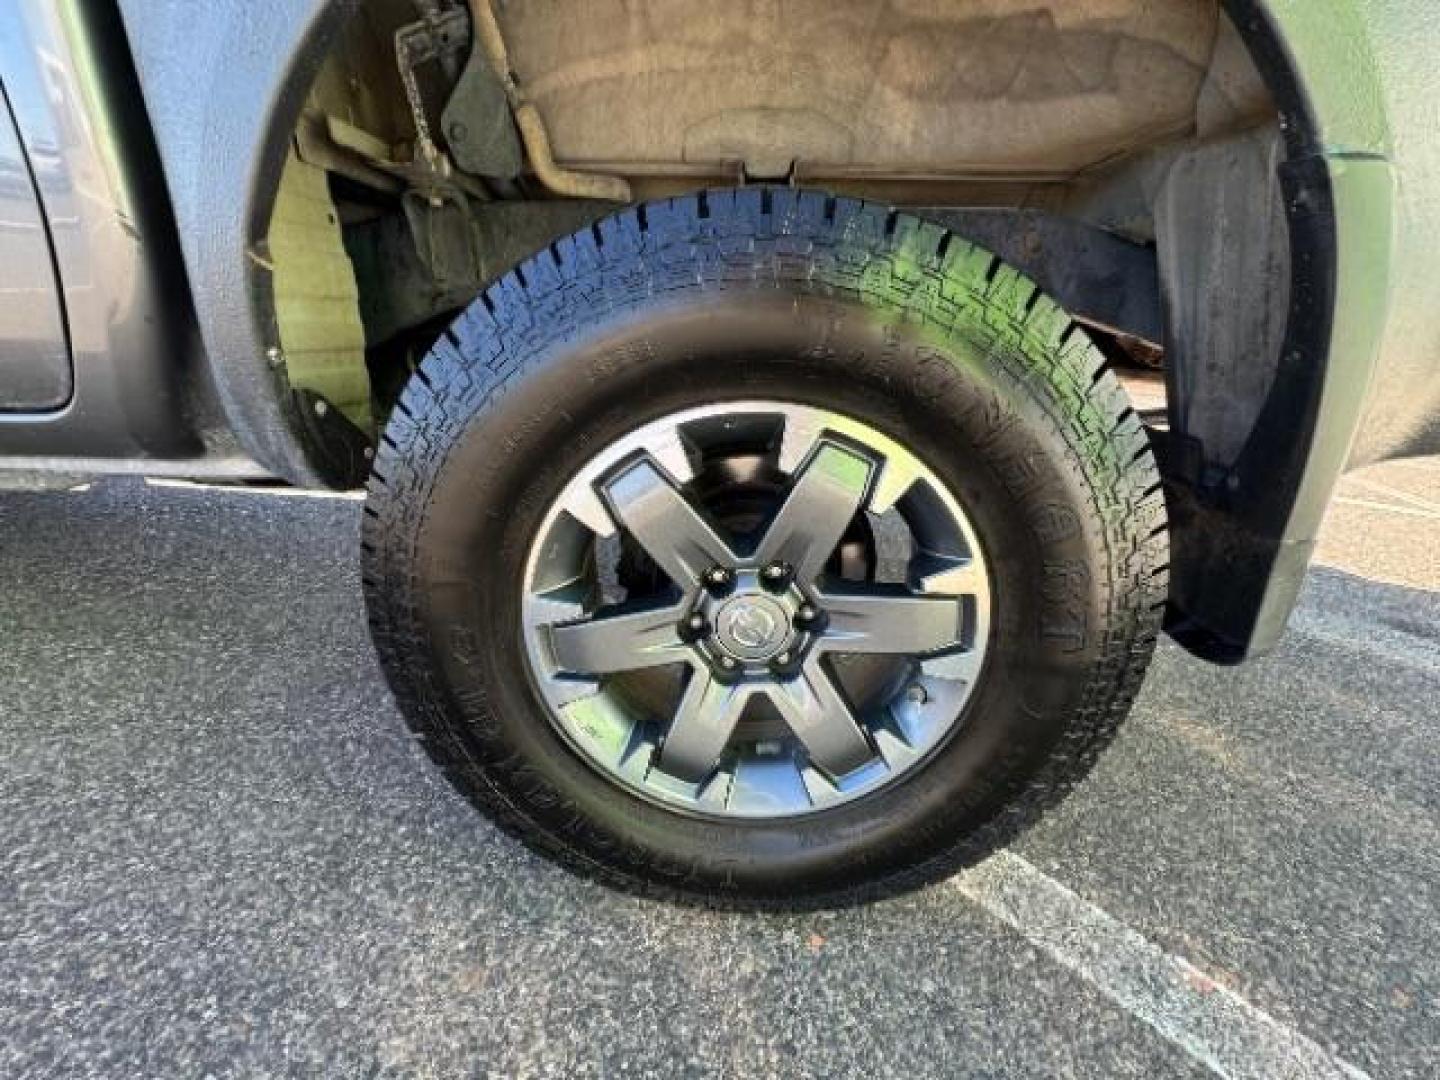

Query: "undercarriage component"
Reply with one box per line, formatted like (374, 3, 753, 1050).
(297, 0, 631, 207)
(510, 102, 632, 203)
(345, 198, 612, 346)
(493, 1, 1269, 182)
(460, 0, 631, 202)
(392, 6, 485, 198)
(438, 7, 522, 179)
(294, 114, 404, 194)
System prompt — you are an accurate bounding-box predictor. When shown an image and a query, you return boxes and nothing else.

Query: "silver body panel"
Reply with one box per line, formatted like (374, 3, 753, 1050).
(0, 83, 69, 411)
(0, 0, 259, 474)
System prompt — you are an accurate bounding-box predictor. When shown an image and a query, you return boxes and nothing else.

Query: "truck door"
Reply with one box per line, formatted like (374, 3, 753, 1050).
(0, 81, 71, 411)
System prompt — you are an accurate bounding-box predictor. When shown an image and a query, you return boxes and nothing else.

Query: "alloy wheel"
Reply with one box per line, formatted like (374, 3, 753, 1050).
(521, 402, 991, 818)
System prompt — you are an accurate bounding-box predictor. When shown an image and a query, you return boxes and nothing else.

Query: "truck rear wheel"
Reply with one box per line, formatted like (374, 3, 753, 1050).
(361, 189, 1168, 908)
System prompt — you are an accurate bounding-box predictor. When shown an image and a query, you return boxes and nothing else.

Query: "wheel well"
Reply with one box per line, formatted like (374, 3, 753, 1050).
(250, 0, 1335, 661)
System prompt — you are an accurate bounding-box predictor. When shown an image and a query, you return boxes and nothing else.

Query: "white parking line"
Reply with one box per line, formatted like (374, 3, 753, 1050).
(1332, 496, 1440, 521)
(1379, 458, 1440, 475)
(1343, 475, 1440, 515)
(956, 852, 1372, 1080)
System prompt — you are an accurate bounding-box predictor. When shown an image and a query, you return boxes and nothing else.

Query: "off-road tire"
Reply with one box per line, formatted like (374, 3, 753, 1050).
(361, 188, 1168, 909)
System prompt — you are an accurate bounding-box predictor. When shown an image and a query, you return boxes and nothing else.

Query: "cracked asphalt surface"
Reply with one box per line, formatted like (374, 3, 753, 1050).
(1, 460, 1437, 1078)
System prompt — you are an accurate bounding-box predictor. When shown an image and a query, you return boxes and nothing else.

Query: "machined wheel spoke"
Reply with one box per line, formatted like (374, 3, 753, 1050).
(913, 553, 988, 597)
(765, 660, 874, 778)
(601, 458, 734, 588)
(550, 601, 691, 675)
(657, 671, 751, 783)
(817, 589, 965, 656)
(754, 441, 876, 584)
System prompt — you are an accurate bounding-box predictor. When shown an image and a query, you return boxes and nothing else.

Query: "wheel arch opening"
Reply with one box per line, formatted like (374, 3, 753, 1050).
(247, 0, 1338, 662)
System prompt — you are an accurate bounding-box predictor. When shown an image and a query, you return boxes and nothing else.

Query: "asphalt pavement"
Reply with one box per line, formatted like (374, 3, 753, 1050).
(1, 459, 1436, 1078)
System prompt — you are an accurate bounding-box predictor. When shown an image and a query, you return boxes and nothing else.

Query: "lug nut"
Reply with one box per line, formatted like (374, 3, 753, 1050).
(717, 655, 739, 671)
(680, 611, 709, 641)
(795, 603, 818, 626)
(703, 566, 735, 594)
(766, 650, 800, 676)
(760, 562, 792, 590)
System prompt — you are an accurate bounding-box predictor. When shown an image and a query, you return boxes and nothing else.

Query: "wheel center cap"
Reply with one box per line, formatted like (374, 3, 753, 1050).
(715, 594, 791, 660)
